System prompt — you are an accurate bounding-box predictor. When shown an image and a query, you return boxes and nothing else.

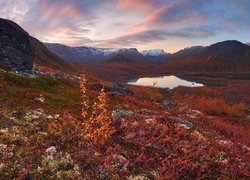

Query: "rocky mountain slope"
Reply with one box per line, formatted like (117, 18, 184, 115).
(0, 18, 76, 74)
(0, 18, 33, 72)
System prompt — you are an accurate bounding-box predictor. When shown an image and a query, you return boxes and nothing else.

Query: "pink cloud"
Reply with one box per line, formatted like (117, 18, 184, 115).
(129, 1, 206, 31)
(40, 2, 85, 22)
(116, 0, 156, 13)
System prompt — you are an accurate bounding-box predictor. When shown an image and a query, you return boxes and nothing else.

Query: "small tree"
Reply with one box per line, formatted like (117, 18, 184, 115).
(80, 74, 89, 119)
(80, 74, 115, 144)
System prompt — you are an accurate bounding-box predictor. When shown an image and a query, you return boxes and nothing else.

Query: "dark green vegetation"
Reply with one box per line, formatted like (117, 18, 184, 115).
(0, 70, 81, 114)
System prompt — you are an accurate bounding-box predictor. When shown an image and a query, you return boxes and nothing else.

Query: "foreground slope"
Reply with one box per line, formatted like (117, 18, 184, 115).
(0, 69, 249, 178)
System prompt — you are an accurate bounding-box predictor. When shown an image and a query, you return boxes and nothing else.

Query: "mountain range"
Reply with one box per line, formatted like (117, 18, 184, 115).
(46, 40, 250, 73)
(1, 18, 250, 76)
(45, 43, 167, 63)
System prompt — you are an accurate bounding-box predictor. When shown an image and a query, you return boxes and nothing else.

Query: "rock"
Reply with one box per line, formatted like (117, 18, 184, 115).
(110, 83, 134, 96)
(162, 99, 176, 108)
(36, 95, 45, 103)
(46, 115, 54, 119)
(169, 116, 194, 129)
(45, 146, 57, 159)
(14, 71, 37, 78)
(112, 109, 134, 120)
(246, 115, 250, 121)
(0, 18, 33, 72)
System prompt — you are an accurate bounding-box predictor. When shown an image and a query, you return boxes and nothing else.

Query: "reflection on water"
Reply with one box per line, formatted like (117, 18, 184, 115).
(128, 75, 204, 89)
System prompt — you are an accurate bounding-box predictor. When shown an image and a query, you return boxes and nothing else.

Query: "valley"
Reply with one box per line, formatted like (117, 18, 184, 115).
(0, 16, 250, 179)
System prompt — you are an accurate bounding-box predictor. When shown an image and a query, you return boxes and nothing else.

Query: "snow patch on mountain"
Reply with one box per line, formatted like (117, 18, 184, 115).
(141, 49, 167, 56)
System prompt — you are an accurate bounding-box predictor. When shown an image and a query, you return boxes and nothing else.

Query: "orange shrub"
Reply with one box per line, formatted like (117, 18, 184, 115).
(48, 112, 83, 146)
(80, 74, 115, 144)
(184, 96, 245, 117)
(131, 86, 164, 102)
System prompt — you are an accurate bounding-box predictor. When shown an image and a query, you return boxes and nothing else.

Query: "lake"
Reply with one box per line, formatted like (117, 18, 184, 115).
(128, 75, 204, 89)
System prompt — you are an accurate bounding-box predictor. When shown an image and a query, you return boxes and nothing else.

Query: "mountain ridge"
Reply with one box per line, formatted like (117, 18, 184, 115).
(164, 40, 250, 72)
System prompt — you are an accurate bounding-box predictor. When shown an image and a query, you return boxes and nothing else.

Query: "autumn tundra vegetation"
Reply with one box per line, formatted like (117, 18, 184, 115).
(1, 8, 250, 179)
(0, 69, 249, 179)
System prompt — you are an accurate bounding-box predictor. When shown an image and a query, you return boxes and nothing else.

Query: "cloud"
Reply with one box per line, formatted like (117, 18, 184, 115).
(102, 27, 217, 47)
(116, 0, 157, 13)
(0, 0, 249, 51)
(129, 0, 207, 31)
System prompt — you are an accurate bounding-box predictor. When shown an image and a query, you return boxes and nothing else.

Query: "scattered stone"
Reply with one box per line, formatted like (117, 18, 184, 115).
(46, 115, 54, 120)
(218, 140, 233, 146)
(36, 94, 45, 103)
(192, 130, 206, 141)
(14, 71, 37, 78)
(169, 116, 194, 129)
(112, 109, 134, 120)
(45, 146, 57, 159)
(145, 118, 156, 124)
(110, 83, 134, 96)
(0, 128, 9, 133)
(162, 99, 176, 109)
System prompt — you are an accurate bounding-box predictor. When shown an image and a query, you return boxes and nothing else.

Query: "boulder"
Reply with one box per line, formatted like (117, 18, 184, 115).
(110, 83, 134, 95)
(0, 18, 33, 72)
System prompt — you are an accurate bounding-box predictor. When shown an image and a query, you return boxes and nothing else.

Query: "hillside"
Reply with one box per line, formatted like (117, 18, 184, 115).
(165, 40, 250, 72)
(30, 37, 77, 73)
(0, 69, 250, 179)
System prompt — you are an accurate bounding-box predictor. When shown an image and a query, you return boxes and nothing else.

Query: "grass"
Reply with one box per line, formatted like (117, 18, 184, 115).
(0, 71, 81, 114)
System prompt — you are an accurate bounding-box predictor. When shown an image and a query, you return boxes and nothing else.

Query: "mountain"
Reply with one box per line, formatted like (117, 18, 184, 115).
(0, 18, 76, 74)
(45, 43, 144, 63)
(165, 40, 250, 72)
(141, 49, 168, 57)
(141, 49, 170, 63)
(171, 46, 204, 59)
(0, 18, 33, 72)
(246, 43, 250, 46)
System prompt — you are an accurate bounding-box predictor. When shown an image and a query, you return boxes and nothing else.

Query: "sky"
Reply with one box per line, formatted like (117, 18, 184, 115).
(0, 0, 250, 53)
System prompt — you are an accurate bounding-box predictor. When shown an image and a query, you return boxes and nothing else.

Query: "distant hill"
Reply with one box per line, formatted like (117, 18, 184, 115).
(45, 43, 146, 63)
(165, 40, 250, 72)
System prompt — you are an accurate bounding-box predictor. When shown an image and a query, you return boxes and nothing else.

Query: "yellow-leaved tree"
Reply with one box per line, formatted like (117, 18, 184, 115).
(80, 74, 89, 119)
(80, 74, 115, 144)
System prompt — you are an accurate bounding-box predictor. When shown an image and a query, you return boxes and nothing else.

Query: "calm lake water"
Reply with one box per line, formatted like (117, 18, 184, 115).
(128, 75, 204, 89)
